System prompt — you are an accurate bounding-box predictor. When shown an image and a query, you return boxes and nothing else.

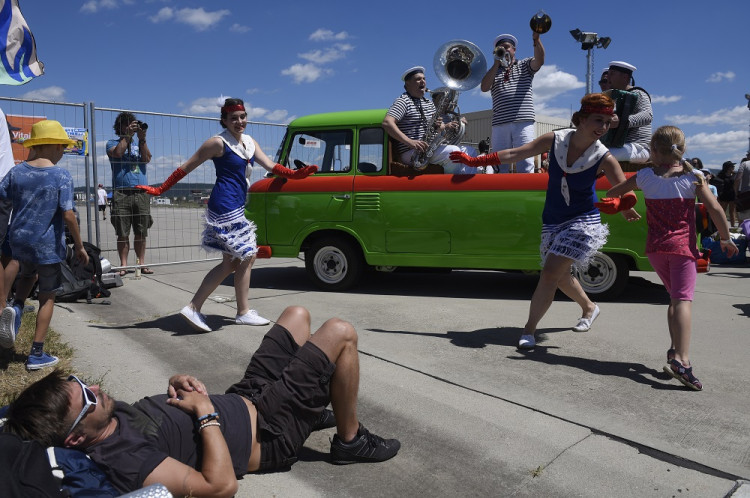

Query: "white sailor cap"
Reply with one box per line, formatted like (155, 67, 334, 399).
(608, 61, 637, 74)
(494, 34, 517, 47)
(401, 66, 425, 81)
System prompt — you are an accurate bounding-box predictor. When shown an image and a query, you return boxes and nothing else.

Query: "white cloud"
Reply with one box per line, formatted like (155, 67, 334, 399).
(666, 105, 748, 126)
(80, 0, 117, 13)
(20, 86, 66, 101)
(177, 96, 291, 124)
(230, 24, 250, 33)
(150, 7, 173, 22)
(245, 106, 268, 120)
(687, 130, 747, 155)
(245, 88, 260, 95)
(309, 29, 349, 41)
(265, 110, 290, 122)
(299, 44, 354, 64)
(651, 95, 682, 104)
(179, 96, 223, 115)
(532, 65, 585, 104)
(706, 71, 735, 83)
(281, 63, 331, 84)
(150, 7, 230, 31)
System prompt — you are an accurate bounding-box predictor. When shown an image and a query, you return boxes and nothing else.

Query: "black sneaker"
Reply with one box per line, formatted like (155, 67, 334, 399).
(330, 424, 400, 464)
(312, 408, 337, 432)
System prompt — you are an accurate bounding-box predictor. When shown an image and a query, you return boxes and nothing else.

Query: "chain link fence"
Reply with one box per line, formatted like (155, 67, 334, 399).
(1, 97, 286, 270)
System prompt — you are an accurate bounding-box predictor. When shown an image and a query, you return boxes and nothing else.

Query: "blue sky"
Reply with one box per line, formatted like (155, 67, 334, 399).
(4, 0, 750, 171)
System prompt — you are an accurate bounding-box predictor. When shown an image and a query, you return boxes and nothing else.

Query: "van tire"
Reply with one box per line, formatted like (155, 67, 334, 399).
(305, 237, 364, 291)
(573, 252, 629, 301)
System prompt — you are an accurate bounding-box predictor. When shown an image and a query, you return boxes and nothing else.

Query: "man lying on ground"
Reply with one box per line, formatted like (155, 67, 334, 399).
(4, 306, 400, 497)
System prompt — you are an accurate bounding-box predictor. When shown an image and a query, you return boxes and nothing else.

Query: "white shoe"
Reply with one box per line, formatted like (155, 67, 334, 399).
(0, 306, 17, 349)
(518, 334, 536, 349)
(235, 310, 270, 326)
(180, 306, 211, 332)
(572, 304, 600, 332)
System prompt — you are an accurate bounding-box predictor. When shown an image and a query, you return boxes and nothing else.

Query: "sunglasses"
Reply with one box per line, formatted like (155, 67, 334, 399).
(598, 80, 608, 85)
(66, 375, 98, 436)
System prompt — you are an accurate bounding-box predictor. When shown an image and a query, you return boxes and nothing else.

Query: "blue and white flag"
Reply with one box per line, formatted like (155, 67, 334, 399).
(0, 0, 43, 85)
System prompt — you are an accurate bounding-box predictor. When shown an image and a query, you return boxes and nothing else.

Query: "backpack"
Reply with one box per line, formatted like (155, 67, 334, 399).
(0, 432, 67, 497)
(57, 242, 111, 303)
(47, 446, 119, 497)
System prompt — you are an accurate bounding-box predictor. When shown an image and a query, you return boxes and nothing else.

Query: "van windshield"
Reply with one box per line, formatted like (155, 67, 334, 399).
(287, 129, 353, 173)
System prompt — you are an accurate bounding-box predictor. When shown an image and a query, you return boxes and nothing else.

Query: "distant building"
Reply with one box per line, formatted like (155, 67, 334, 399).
(461, 110, 570, 151)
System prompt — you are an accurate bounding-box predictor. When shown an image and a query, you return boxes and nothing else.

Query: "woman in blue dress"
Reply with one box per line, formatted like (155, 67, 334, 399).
(450, 93, 640, 348)
(140, 98, 316, 332)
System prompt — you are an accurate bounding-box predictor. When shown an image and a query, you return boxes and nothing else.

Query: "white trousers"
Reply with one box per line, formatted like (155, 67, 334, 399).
(607, 142, 650, 164)
(491, 121, 535, 173)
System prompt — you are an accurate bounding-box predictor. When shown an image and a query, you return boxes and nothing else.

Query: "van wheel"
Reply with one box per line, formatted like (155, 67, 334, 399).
(305, 237, 363, 291)
(573, 252, 629, 301)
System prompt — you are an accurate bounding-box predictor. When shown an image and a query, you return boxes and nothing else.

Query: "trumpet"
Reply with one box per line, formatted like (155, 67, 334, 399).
(493, 45, 511, 67)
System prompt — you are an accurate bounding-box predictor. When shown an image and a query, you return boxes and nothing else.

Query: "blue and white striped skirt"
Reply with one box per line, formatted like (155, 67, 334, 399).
(540, 214, 609, 271)
(201, 206, 258, 260)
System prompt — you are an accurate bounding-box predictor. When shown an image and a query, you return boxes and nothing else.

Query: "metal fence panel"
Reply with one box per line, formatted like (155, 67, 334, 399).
(1, 97, 286, 269)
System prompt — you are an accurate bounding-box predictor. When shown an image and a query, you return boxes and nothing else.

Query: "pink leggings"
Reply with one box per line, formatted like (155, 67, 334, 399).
(647, 253, 696, 301)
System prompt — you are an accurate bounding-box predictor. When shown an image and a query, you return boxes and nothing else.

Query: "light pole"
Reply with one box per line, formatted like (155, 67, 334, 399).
(745, 93, 750, 155)
(570, 29, 611, 94)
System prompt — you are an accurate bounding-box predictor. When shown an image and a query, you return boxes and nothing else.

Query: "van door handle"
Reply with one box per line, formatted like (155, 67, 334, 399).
(332, 194, 351, 200)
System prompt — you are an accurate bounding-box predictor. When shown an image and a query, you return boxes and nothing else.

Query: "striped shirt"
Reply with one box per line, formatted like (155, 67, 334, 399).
(386, 93, 436, 156)
(490, 57, 537, 126)
(623, 87, 652, 147)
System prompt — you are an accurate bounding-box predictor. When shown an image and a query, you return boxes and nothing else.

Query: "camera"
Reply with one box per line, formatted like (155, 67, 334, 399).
(134, 121, 148, 131)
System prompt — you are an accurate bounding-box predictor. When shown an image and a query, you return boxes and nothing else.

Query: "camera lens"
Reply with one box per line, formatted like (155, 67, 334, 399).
(139, 122, 148, 130)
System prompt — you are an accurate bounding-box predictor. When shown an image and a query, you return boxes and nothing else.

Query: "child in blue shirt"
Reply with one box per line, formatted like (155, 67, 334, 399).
(0, 120, 88, 370)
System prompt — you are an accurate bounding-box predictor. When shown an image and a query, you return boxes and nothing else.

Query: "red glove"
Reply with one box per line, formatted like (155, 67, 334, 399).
(595, 192, 637, 214)
(272, 164, 318, 179)
(137, 168, 186, 196)
(449, 151, 500, 167)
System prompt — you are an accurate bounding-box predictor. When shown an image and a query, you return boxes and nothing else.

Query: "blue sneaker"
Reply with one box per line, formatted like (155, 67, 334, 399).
(25, 352, 59, 371)
(13, 305, 22, 336)
(0, 306, 17, 349)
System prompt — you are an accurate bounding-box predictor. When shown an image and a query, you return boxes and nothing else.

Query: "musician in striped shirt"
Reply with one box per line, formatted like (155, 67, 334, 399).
(382, 66, 464, 173)
(480, 31, 545, 173)
(605, 61, 652, 164)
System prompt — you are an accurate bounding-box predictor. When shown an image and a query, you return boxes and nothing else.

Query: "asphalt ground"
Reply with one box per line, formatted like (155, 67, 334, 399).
(40, 253, 750, 497)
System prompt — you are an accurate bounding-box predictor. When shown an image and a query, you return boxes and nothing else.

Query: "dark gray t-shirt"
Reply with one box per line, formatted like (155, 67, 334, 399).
(85, 393, 252, 493)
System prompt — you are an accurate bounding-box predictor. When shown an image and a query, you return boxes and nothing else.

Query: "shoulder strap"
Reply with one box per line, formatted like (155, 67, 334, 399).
(630, 86, 651, 101)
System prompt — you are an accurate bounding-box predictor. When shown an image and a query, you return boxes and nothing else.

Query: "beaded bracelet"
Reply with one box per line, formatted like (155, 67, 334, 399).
(198, 421, 221, 433)
(196, 412, 219, 423)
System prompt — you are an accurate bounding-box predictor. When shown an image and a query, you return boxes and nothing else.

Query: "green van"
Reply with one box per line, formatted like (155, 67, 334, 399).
(245, 109, 652, 300)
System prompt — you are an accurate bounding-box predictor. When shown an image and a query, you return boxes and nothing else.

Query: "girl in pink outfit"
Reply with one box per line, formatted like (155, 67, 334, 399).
(605, 126, 737, 390)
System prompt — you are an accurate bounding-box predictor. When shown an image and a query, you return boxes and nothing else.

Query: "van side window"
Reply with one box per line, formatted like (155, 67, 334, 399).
(358, 127, 384, 173)
(287, 130, 352, 173)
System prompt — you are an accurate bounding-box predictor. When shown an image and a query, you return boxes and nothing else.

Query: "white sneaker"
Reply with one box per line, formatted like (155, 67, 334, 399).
(235, 310, 270, 326)
(518, 334, 536, 349)
(0, 306, 17, 349)
(572, 304, 600, 332)
(180, 306, 211, 332)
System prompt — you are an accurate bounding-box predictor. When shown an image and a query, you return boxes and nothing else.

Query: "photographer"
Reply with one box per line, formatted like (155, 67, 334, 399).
(106, 112, 154, 275)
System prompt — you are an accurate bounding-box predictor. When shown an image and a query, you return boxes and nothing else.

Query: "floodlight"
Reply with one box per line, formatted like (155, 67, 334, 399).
(570, 28, 611, 94)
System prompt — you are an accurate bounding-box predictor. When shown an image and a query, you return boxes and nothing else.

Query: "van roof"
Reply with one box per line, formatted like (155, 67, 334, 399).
(288, 109, 388, 129)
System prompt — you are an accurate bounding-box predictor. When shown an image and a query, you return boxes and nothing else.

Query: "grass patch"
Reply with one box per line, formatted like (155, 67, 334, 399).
(0, 308, 76, 406)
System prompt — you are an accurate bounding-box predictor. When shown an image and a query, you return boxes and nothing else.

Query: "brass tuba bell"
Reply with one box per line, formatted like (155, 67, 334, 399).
(433, 39, 487, 91)
(530, 10, 552, 34)
(411, 40, 487, 170)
